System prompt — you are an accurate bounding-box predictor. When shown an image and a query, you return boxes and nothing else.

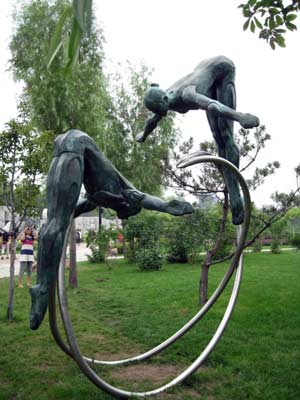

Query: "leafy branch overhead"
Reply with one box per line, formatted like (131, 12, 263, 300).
(47, 0, 92, 73)
(239, 0, 299, 49)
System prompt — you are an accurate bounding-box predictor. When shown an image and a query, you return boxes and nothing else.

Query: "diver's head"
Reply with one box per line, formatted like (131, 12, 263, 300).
(144, 83, 169, 116)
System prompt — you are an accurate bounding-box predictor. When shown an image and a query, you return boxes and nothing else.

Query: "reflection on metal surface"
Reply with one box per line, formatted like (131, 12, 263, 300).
(48, 152, 251, 398)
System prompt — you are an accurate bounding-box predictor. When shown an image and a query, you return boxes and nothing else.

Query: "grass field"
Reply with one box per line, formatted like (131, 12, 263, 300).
(0, 251, 299, 399)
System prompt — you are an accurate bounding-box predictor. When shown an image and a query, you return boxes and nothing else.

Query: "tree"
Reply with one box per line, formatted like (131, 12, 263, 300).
(103, 62, 179, 195)
(9, 0, 109, 139)
(165, 126, 285, 304)
(239, 0, 299, 49)
(9, 0, 109, 287)
(0, 119, 50, 321)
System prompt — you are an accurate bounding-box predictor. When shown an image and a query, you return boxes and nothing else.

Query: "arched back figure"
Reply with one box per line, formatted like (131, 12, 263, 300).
(135, 56, 260, 225)
(30, 130, 193, 330)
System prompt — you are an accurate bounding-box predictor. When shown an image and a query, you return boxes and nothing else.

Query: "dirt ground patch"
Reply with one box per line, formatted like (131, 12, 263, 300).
(109, 363, 214, 399)
(110, 363, 181, 384)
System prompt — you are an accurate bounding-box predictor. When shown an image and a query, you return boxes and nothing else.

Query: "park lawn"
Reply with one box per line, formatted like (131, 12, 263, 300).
(0, 251, 299, 400)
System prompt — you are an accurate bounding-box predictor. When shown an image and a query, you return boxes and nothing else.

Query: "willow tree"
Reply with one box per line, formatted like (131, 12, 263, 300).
(9, 0, 109, 140)
(9, 0, 110, 288)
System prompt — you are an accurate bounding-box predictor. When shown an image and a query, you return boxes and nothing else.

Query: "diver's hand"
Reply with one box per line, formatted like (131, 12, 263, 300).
(135, 132, 146, 143)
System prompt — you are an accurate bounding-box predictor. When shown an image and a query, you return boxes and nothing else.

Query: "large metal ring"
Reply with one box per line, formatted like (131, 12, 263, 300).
(48, 152, 251, 398)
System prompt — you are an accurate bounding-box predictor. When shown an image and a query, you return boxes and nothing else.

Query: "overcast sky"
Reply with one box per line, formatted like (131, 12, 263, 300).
(0, 1, 299, 206)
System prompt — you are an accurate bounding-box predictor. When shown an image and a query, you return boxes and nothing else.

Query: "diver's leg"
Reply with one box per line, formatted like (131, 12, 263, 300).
(140, 194, 194, 216)
(30, 153, 83, 329)
(74, 196, 97, 218)
(215, 66, 244, 225)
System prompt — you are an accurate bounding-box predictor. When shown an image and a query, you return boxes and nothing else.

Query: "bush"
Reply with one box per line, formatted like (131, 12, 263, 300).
(291, 233, 300, 250)
(116, 242, 124, 255)
(123, 211, 165, 262)
(86, 226, 109, 263)
(135, 246, 163, 271)
(271, 239, 281, 254)
(252, 240, 262, 253)
(166, 209, 207, 264)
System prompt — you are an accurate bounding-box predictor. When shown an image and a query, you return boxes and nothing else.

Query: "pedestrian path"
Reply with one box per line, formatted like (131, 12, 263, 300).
(0, 243, 92, 279)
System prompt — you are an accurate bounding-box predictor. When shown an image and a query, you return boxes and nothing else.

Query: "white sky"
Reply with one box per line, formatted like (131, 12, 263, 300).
(0, 1, 299, 206)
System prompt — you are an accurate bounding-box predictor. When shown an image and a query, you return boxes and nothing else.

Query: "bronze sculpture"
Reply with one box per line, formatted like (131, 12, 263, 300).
(136, 55, 260, 225)
(28, 54, 257, 396)
(30, 129, 193, 330)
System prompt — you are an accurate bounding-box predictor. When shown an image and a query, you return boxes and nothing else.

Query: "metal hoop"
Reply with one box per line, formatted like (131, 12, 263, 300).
(49, 153, 251, 398)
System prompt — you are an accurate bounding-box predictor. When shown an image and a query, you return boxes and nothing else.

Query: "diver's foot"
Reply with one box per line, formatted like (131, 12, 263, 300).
(240, 113, 260, 129)
(165, 200, 194, 216)
(231, 201, 245, 225)
(29, 284, 49, 330)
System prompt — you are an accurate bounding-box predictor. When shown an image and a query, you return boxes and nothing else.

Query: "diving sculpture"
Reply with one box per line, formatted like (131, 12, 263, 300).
(29, 56, 256, 398)
(136, 56, 259, 225)
(29, 129, 194, 330)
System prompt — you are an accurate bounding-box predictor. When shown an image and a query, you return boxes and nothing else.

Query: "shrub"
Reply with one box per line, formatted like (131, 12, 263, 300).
(271, 239, 281, 254)
(116, 242, 124, 255)
(166, 209, 207, 264)
(291, 233, 300, 250)
(135, 246, 163, 271)
(252, 240, 262, 253)
(86, 226, 109, 263)
(123, 211, 165, 262)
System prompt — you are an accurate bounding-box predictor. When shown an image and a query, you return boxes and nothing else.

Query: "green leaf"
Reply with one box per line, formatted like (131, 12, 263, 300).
(286, 21, 297, 31)
(243, 8, 251, 17)
(269, 38, 276, 50)
(269, 7, 280, 15)
(248, 0, 256, 7)
(73, 0, 92, 33)
(254, 16, 263, 29)
(46, 5, 73, 70)
(269, 16, 276, 29)
(275, 28, 286, 33)
(274, 34, 286, 47)
(65, 17, 82, 74)
(250, 19, 256, 32)
(286, 14, 298, 22)
(243, 18, 251, 30)
(275, 15, 283, 26)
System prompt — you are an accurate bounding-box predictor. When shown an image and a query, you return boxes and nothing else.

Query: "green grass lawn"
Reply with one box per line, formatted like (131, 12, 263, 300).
(0, 252, 299, 399)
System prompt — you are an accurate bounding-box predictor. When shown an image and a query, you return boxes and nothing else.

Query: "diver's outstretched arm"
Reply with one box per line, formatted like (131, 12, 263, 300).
(135, 113, 163, 143)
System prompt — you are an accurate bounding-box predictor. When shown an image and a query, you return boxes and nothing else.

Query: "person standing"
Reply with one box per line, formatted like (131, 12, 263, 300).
(18, 226, 38, 288)
(0, 231, 3, 258)
(2, 230, 10, 259)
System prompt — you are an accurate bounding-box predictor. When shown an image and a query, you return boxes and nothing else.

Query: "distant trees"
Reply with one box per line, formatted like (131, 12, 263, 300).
(104, 62, 179, 195)
(0, 119, 51, 320)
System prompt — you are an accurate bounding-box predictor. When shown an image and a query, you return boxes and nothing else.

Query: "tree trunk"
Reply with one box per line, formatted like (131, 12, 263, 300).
(199, 258, 210, 305)
(7, 236, 16, 321)
(69, 220, 78, 289)
(199, 191, 229, 305)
